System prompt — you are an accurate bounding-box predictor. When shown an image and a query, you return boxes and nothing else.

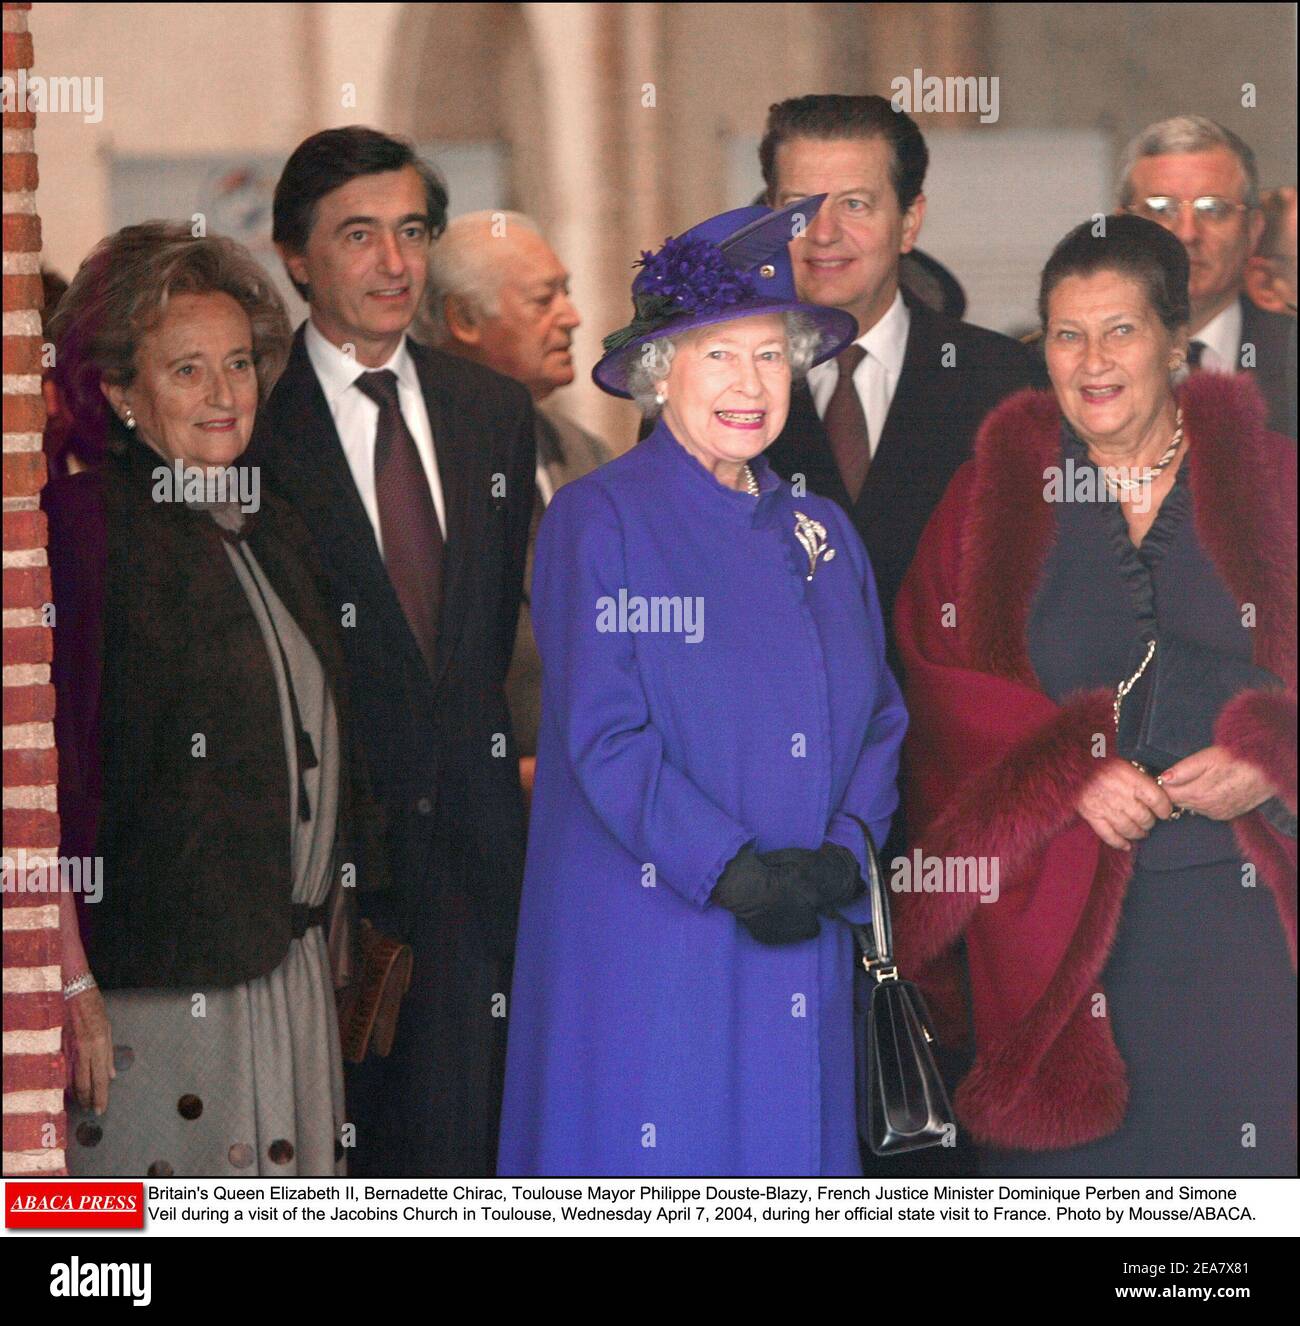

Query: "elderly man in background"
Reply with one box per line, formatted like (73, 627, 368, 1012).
(422, 211, 612, 771)
(1119, 114, 1296, 437)
(1245, 186, 1297, 318)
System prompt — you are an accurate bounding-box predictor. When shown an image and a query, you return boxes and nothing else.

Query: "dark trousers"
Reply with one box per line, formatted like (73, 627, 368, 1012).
(345, 888, 510, 1177)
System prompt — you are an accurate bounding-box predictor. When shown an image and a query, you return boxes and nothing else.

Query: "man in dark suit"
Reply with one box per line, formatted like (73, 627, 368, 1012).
(251, 127, 535, 1176)
(758, 96, 1040, 1181)
(757, 95, 1042, 661)
(1119, 115, 1296, 438)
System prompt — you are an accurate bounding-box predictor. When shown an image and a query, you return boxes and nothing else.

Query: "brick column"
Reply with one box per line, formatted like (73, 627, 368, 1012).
(3, 0, 66, 1176)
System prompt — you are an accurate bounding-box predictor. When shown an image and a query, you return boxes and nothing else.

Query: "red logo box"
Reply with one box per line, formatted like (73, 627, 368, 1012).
(5, 1182, 144, 1228)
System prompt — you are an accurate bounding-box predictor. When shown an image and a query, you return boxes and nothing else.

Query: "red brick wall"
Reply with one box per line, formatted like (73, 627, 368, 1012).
(2, 0, 66, 1176)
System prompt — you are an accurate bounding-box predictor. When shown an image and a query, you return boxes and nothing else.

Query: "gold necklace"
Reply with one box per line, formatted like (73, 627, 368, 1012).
(742, 463, 759, 497)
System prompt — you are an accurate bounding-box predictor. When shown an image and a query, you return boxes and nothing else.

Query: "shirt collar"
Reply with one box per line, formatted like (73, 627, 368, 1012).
(854, 288, 910, 377)
(1193, 299, 1242, 372)
(303, 318, 421, 406)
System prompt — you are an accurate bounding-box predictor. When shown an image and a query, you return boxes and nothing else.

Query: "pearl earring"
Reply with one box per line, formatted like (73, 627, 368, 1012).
(654, 391, 666, 406)
(122, 406, 137, 430)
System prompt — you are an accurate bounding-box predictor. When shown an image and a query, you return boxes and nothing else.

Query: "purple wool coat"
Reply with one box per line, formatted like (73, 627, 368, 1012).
(498, 420, 906, 1177)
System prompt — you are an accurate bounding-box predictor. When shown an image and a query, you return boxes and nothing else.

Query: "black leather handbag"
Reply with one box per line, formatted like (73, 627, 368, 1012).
(844, 814, 956, 1156)
(1115, 634, 1279, 775)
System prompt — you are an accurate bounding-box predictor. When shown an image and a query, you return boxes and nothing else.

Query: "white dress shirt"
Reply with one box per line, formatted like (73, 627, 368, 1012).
(535, 462, 555, 508)
(303, 320, 446, 555)
(1192, 299, 1243, 375)
(806, 289, 911, 454)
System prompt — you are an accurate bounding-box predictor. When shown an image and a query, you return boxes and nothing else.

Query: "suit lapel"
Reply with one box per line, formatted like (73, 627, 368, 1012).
(771, 382, 851, 507)
(774, 299, 945, 523)
(854, 296, 938, 517)
(536, 411, 569, 493)
(409, 341, 471, 693)
(268, 328, 431, 690)
(1239, 294, 1297, 436)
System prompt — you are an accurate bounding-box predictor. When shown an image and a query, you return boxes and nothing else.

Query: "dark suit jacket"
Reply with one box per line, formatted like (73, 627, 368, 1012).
(765, 295, 1045, 658)
(251, 327, 536, 959)
(1239, 295, 1297, 439)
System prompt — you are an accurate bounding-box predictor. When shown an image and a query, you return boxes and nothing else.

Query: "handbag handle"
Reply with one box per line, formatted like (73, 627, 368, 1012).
(1112, 636, 1188, 819)
(843, 813, 898, 982)
(1113, 635, 1157, 735)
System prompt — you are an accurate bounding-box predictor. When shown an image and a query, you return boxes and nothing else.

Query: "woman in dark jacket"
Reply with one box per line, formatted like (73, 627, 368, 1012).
(894, 215, 1295, 1176)
(47, 222, 385, 1177)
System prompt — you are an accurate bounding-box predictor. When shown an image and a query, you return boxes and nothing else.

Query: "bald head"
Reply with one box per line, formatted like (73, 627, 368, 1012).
(426, 211, 580, 399)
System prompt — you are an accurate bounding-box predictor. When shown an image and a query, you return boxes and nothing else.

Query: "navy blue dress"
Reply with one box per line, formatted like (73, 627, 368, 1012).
(982, 428, 1297, 1177)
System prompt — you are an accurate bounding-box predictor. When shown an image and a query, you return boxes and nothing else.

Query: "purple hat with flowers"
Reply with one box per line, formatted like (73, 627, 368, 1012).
(593, 195, 858, 399)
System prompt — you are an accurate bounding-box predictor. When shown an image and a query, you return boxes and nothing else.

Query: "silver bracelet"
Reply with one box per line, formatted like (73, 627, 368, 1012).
(63, 971, 97, 1000)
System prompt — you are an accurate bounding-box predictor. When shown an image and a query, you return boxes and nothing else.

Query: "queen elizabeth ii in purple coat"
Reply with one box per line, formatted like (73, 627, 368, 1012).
(498, 200, 907, 1177)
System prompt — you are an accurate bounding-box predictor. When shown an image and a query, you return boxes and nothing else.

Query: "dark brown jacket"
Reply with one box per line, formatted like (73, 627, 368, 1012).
(73, 435, 387, 989)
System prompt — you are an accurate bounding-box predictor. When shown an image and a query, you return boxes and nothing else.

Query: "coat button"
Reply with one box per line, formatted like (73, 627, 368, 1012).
(416, 796, 433, 815)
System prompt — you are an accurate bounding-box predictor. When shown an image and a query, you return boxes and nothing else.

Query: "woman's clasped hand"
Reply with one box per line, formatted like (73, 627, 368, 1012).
(711, 842, 865, 943)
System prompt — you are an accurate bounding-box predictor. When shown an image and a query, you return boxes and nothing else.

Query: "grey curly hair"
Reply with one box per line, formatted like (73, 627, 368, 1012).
(626, 310, 824, 418)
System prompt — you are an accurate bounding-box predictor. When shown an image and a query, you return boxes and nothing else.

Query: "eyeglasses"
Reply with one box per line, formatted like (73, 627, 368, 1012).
(1126, 196, 1252, 227)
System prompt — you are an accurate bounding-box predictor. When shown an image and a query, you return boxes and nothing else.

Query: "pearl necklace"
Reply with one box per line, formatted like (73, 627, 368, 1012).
(742, 463, 759, 497)
(1102, 408, 1184, 496)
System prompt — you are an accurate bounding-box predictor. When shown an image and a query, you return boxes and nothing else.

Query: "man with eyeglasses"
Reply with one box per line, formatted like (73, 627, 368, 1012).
(1118, 114, 1296, 437)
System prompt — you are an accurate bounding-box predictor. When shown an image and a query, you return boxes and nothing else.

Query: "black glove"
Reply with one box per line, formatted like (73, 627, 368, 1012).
(710, 845, 821, 945)
(759, 842, 865, 916)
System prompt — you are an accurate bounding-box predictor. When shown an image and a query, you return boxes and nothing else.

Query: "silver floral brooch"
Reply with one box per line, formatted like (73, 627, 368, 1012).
(793, 510, 835, 581)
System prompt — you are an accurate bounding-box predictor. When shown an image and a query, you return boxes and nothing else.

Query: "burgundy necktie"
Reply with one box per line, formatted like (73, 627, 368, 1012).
(824, 344, 871, 503)
(355, 369, 443, 676)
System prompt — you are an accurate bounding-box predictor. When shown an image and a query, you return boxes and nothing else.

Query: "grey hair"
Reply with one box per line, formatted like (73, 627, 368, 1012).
(626, 310, 824, 419)
(422, 210, 541, 345)
(1117, 114, 1260, 208)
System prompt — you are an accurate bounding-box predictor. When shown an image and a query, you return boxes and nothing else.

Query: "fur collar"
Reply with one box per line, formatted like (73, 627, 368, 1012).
(959, 372, 1297, 688)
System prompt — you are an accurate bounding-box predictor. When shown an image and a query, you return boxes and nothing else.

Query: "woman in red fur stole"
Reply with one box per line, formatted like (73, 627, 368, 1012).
(894, 215, 1296, 1176)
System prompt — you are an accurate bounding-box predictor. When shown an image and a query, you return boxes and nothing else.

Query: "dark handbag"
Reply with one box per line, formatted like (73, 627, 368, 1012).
(844, 814, 956, 1156)
(1115, 634, 1279, 775)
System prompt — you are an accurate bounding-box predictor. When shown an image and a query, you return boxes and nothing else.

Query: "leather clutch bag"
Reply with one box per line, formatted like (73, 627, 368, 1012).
(336, 919, 413, 1063)
(1115, 634, 1279, 775)
(844, 814, 956, 1156)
